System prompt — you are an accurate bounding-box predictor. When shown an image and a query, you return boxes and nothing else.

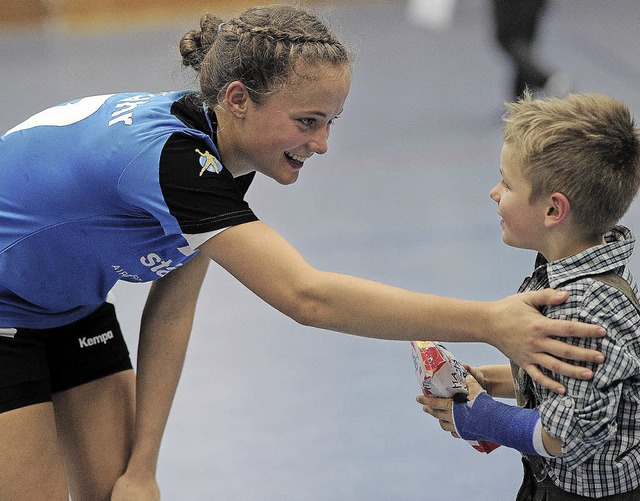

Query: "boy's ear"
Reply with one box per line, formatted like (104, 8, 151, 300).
(225, 81, 250, 118)
(544, 192, 571, 227)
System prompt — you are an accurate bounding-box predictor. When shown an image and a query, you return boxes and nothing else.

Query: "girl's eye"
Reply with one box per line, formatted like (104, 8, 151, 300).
(299, 115, 340, 128)
(298, 118, 315, 127)
(501, 179, 509, 189)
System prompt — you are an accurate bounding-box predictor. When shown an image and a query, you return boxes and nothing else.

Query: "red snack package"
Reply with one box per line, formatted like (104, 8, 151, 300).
(411, 341, 500, 454)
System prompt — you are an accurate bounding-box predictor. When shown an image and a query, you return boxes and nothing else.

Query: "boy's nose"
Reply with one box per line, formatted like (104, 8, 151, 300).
(489, 184, 500, 202)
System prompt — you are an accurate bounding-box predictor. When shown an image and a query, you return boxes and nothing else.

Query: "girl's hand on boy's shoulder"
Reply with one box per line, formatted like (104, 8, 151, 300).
(488, 289, 605, 395)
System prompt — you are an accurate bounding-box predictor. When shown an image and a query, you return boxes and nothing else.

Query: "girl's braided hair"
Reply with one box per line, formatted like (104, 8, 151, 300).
(179, 5, 350, 107)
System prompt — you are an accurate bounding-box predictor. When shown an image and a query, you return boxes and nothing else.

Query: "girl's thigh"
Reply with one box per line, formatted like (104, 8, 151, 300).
(0, 402, 69, 501)
(53, 369, 136, 501)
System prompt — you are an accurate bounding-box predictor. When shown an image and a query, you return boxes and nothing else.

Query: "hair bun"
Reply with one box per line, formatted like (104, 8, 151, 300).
(179, 14, 224, 71)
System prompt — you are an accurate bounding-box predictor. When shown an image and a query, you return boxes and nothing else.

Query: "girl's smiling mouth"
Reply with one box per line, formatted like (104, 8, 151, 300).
(285, 151, 310, 167)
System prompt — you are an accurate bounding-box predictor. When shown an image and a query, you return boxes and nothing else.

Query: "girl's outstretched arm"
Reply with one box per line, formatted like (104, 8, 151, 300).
(202, 221, 604, 394)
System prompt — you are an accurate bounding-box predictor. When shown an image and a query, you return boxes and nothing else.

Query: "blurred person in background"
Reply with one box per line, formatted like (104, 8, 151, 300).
(492, 0, 573, 100)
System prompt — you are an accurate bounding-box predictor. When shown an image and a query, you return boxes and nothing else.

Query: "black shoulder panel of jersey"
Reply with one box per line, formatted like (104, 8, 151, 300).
(169, 94, 256, 195)
(235, 171, 256, 196)
(171, 93, 211, 133)
(158, 95, 258, 234)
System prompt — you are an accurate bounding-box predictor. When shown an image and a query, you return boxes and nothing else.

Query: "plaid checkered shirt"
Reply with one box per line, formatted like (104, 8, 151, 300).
(512, 225, 640, 497)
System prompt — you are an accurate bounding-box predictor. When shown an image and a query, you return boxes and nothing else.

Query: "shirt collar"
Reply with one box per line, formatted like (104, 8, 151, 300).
(532, 225, 635, 288)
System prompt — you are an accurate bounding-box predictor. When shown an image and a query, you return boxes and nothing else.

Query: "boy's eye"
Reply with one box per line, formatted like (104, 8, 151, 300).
(501, 179, 509, 189)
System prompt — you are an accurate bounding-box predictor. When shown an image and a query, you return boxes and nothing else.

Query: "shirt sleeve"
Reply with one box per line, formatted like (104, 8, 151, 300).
(158, 133, 258, 236)
(536, 281, 640, 470)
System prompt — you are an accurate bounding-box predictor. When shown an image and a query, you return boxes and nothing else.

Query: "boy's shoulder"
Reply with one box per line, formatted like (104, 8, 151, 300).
(553, 269, 639, 313)
(546, 269, 640, 346)
(576, 271, 640, 313)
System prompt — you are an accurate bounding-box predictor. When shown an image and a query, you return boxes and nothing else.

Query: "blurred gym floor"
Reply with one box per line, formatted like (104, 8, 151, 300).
(2, 1, 640, 499)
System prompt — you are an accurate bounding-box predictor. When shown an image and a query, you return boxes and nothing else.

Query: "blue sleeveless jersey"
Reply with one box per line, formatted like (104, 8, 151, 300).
(0, 91, 258, 328)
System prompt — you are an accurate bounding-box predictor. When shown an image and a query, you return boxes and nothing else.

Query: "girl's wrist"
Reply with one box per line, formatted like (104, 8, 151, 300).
(125, 440, 161, 478)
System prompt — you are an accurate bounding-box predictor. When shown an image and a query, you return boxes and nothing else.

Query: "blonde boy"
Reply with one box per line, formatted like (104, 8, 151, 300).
(420, 92, 640, 499)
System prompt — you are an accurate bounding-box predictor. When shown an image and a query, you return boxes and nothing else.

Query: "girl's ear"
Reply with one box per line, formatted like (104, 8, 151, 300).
(544, 192, 571, 227)
(225, 81, 250, 118)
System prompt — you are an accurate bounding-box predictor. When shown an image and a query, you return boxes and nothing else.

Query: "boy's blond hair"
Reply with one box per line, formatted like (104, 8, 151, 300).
(502, 92, 640, 237)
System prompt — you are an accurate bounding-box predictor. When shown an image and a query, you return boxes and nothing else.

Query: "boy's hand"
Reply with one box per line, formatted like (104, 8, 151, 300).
(417, 373, 485, 438)
(418, 395, 458, 437)
(463, 365, 487, 391)
(486, 289, 605, 394)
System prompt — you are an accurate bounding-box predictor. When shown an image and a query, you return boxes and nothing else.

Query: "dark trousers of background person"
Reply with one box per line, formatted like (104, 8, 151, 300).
(492, 0, 550, 99)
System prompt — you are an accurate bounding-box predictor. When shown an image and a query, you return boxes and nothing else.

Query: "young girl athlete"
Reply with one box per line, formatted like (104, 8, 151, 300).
(0, 5, 604, 501)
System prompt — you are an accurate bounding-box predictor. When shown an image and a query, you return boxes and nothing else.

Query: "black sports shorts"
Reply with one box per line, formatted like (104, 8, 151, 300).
(0, 302, 133, 413)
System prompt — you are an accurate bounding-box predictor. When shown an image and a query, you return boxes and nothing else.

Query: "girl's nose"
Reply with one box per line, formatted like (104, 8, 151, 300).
(308, 127, 329, 155)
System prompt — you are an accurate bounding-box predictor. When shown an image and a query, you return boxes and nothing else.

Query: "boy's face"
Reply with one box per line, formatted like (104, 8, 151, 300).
(489, 143, 548, 251)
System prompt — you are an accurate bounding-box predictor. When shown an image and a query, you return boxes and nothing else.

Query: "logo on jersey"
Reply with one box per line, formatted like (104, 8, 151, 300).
(108, 94, 156, 127)
(140, 252, 183, 277)
(196, 149, 223, 176)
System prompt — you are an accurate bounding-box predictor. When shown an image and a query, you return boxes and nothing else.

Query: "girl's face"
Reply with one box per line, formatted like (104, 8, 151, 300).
(489, 143, 548, 251)
(225, 63, 351, 185)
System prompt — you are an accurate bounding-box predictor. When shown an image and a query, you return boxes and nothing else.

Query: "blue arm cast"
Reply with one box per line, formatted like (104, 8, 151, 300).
(452, 392, 550, 456)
